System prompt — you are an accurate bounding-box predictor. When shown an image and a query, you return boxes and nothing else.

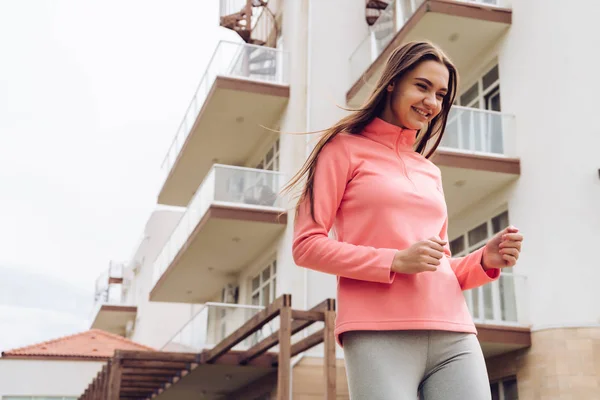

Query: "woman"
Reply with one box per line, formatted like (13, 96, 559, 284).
(287, 41, 524, 399)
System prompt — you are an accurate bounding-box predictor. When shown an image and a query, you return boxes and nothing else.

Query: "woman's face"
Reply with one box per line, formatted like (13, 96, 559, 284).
(383, 60, 449, 130)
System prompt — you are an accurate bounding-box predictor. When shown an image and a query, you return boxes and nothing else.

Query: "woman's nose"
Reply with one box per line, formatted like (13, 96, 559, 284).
(423, 93, 436, 108)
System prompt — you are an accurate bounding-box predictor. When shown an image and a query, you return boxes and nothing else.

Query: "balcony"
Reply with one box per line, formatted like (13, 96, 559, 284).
(90, 262, 137, 337)
(348, 0, 512, 106)
(466, 273, 531, 358)
(434, 106, 520, 216)
(150, 165, 287, 303)
(159, 40, 290, 207)
(162, 302, 277, 353)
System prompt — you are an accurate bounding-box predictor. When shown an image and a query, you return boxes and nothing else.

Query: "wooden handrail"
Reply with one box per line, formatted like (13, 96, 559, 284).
(78, 294, 337, 400)
(239, 299, 333, 364)
(204, 294, 291, 363)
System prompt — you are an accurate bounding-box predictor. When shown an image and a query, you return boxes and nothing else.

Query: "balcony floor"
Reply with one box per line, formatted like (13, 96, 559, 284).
(90, 304, 137, 337)
(434, 150, 520, 217)
(477, 324, 531, 358)
(156, 361, 276, 400)
(150, 204, 287, 304)
(348, 0, 512, 106)
(159, 76, 290, 207)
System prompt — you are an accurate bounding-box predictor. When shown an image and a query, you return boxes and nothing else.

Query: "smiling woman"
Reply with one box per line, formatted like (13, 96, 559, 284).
(285, 41, 524, 400)
(381, 61, 449, 130)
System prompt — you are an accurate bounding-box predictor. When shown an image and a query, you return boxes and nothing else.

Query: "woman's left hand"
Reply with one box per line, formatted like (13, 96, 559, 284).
(482, 226, 524, 270)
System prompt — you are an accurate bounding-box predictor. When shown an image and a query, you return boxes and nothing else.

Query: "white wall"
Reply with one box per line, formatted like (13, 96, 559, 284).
(126, 208, 196, 349)
(275, 0, 310, 311)
(496, 0, 600, 328)
(0, 359, 103, 397)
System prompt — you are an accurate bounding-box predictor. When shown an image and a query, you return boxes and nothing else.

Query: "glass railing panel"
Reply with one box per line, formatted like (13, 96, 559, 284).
(464, 273, 528, 326)
(441, 106, 516, 156)
(161, 303, 277, 352)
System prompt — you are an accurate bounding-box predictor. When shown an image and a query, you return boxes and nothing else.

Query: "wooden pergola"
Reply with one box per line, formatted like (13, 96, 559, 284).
(79, 295, 337, 400)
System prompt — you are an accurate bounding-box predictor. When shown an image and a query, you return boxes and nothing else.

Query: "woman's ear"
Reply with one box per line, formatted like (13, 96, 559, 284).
(387, 82, 394, 92)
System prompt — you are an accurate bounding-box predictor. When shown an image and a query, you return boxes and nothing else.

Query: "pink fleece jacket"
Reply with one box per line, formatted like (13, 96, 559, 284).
(292, 117, 499, 345)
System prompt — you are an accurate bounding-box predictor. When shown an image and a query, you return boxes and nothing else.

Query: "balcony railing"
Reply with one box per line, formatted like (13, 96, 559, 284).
(161, 302, 277, 352)
(160, 40, 289, 182)
(89, 262, 135, 324)
(465, 272, 528, 326)
(152, 165, 286, 287)
(439, 106, 516, 156)
(93, 261, 124, 305)
(350, 0, 506, 85)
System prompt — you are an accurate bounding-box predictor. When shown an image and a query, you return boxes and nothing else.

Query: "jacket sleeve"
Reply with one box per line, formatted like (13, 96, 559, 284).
(439, 218, 500, 291)
(292, 136, 398, 284)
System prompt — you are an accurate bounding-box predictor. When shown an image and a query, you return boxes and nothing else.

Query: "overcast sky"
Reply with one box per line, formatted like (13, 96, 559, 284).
(0, 0, 238, 351)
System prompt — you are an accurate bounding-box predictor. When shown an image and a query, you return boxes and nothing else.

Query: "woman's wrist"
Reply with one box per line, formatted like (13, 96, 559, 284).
(481, 245, 495, 271)
(391, 250, 405, 273)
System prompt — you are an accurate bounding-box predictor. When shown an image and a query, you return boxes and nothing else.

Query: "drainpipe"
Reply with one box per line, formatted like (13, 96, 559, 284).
(290, 0, 313, 398)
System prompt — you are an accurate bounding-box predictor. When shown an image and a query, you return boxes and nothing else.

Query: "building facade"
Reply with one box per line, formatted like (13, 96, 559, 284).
(88, 0, 600, 398)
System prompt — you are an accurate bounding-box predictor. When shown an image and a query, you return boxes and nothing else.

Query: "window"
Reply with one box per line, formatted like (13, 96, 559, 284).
(491, 376, 519, 400)
(255, 139, 280, 172)
(454, 64, 504, 154)
(459, 65, 500, 110)
(247, 259, 278, 346)
(451, 211, 519, 323)
(217, 284, 239, 340)
(250, 259, 277, 307)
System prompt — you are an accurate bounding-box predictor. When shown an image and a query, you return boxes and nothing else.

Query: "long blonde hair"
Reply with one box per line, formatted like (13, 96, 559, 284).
(283, 41, 458, 220)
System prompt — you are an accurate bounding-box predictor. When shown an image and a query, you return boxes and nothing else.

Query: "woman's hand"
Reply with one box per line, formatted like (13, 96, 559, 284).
(391, 237, 447, 274)
(482, 226, 524, 270)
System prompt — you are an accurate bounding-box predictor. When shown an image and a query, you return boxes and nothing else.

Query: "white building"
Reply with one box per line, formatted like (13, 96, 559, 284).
(0, 329, 154, 400)
(85, 0, 600, 399)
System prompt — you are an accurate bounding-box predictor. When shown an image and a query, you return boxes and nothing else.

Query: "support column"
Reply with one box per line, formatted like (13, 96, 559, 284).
(277, 300, 292, 400)
(324, 307, 337, 400)
(106, 355, 123, 400)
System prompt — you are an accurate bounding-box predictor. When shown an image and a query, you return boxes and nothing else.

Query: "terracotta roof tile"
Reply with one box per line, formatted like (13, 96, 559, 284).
(1, 329, 155, 360)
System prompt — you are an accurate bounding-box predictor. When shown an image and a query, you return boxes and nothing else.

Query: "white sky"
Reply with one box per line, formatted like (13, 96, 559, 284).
(0, 0, 239, 350)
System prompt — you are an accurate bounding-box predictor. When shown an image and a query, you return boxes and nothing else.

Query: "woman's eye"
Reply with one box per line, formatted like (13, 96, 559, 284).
(416, 83, 427, 90)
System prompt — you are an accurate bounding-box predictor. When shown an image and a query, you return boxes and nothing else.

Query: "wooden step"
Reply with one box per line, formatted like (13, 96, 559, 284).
(366, 0, 390, 10)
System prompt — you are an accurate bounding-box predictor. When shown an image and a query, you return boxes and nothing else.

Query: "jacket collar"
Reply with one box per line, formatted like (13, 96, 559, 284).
(360, 117, 418, 152)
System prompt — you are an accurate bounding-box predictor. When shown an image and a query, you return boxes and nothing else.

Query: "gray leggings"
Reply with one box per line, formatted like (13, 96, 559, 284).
(342, 330, 491, 400)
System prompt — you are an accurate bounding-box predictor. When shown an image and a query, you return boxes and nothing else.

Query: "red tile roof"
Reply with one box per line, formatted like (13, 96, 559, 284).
(1, 329, 155, 360)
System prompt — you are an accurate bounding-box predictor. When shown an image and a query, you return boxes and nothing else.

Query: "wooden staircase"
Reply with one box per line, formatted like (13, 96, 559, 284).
(365, 0, 391, 25)
(220, 0, 280, 79)
(78, 295, 337, 400)
(220, 0, 277, 46)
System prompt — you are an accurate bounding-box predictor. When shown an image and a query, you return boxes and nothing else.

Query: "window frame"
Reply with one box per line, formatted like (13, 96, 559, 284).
(255, 139, 280, 172)
(490, 375, 519, 400)
(450, 210, 521, 324)
(250, 258, 277, 307)
(458, 64, 501, 111)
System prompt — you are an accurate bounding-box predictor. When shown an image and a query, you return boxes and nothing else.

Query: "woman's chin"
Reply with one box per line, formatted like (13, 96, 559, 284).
(404, 120, 427, 131)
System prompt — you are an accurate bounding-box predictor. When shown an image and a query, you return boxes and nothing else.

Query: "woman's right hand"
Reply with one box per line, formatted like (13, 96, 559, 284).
(391, 237, 447, 274)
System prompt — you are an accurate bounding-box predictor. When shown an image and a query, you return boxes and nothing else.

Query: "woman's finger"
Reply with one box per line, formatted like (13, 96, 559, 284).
(499, 240, 521, 251)
(502, 233, 523, 242)
(502, 254, 517, 266)
(500, 247, 520, 259)
(424, 256, 441, 266)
